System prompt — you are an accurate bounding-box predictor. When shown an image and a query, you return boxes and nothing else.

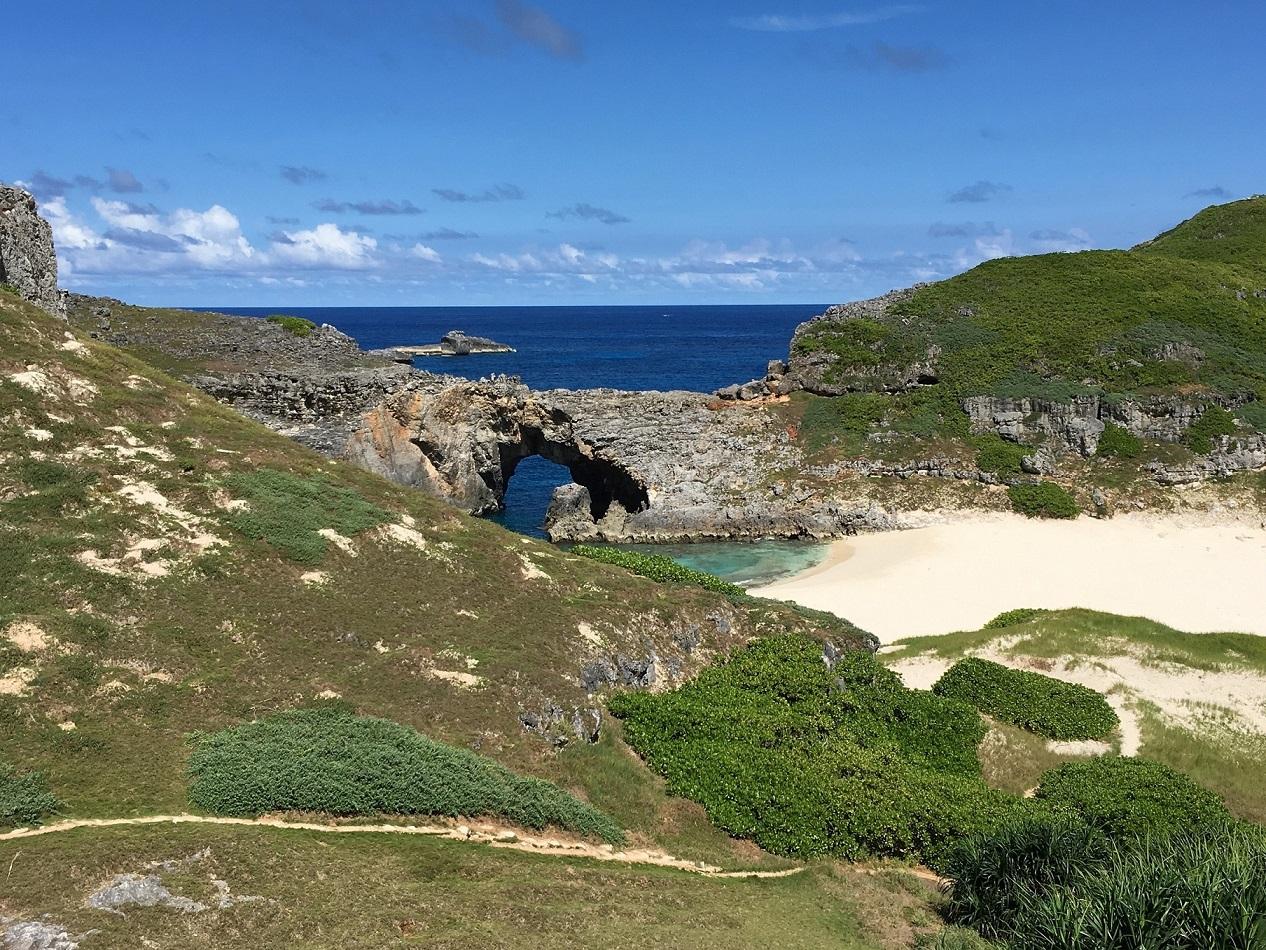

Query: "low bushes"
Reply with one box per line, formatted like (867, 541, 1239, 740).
(973, 435, 1028, 476)
(1036, 757, 1231, 837)
(0, 760, 60, 826)
(1095, 422, 1143, 459)
(608, 634, 1030, 863)
(187, 706, 623, 843)
(225, 469, 390, 564)
(0, 283, 18, 296)
(265, 314, 317, 337)
(1007, 481, 1078, 519)
(941, 815, 1264, 950)
(981, 607, 1048, 630)
(571, 545, 743, 596)
(933, 657, 1119, 741)
(1184, 404, 1239, 454)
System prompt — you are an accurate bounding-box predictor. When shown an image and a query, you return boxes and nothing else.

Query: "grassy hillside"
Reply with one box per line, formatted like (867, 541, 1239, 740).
(0, 293, 966, 947)
(796, 196, 1266, 406)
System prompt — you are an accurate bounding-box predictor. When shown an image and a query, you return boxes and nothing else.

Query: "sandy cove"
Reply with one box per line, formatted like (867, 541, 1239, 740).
(752, 510, 1266, 642)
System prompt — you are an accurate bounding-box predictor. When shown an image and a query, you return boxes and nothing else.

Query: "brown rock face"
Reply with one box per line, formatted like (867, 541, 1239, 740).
(0, 184, 65, 317)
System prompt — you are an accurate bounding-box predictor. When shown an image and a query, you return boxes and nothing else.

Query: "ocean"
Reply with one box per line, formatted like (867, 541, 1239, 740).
(214, 304, 831, 584)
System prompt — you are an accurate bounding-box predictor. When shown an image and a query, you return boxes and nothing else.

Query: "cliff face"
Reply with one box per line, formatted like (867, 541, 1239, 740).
(0, 184, 65, 317)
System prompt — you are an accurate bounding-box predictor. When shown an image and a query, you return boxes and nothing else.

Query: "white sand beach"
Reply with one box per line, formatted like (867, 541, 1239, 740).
(752, 512, 1266, 642)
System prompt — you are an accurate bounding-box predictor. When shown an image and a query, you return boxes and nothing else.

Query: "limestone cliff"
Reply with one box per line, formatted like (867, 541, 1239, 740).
(0, 184, 65, 317)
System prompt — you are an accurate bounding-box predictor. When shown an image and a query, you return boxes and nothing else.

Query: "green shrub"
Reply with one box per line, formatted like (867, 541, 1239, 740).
(797, 393, 889, 453)
(265, 314, 317, 337)
(571, 545, 743, 596)
(1095, 422, 1143, 459)
(1007, 481, 1078, 519)
(933, 657, 1119, 741)
(1036, 757, 1231, 838)
(0, 760, 60, 826)
(942, 814, 1266, 949)
(224, 469, 390, 564)
(1183, 404, 1239, 454)
(973, 435, 1028, 476)
(0, 283, 18, 296)
(608, 634, 1031, 864)
(4, 461, 97, 517)
(187, 707, 623, 843)
(981, 608, 1048, 630)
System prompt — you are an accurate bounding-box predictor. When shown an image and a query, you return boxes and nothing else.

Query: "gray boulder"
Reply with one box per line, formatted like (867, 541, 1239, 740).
(0, 185, 64, 318)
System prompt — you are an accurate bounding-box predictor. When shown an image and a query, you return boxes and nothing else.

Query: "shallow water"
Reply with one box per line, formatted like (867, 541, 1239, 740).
(620, 540, 829, 587)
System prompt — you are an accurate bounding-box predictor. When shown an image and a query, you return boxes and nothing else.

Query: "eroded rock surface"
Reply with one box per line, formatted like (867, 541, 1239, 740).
(345, 375, 897, 542)
(0, 185, 65, 318)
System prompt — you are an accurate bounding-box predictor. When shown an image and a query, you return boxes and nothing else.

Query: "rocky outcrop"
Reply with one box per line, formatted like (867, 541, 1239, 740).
(345, 375, 899, 543)
(368, 329, 515, 362)
(1145, 435, 1266, 484)
(0, 184, 65, 317)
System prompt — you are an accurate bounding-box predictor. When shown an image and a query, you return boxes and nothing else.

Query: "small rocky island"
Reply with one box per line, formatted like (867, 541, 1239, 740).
(369, 330, 515, 362)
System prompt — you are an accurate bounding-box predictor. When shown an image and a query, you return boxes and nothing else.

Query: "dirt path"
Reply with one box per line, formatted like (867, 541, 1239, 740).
(0, 813, 807, 879)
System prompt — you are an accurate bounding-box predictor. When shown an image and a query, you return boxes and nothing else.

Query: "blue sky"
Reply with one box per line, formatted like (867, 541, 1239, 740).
(3, 0, 1262, 306)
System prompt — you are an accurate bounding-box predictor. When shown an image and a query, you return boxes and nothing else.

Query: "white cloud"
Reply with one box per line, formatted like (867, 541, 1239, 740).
(410, 243, 442, 263)
(731, 5, 921, 32)
(269, 224, 376, 270)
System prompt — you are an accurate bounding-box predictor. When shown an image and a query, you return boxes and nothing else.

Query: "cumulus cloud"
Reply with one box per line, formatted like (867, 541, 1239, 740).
(411, 243, 442, 263)
(731, 5, 921, 31)
(313, 198, 425, 215)
(929, 221, 1003, 238)
(280, 165, 328, 185)
(1184, 186, 1231, 200)
(494, 0, 584, 61)
(546, 202, 631, 225)
(947, 180, 1012, 203)
(432, 183, 525, 203)
(106, 167, 145, 194)
(270, 223, 377, 269)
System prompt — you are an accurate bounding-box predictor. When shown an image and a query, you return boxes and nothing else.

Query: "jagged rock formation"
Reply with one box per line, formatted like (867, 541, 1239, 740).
(368, 329, 515, 362)
(0, 184, 65, 317)
(345, 376, 897, 542)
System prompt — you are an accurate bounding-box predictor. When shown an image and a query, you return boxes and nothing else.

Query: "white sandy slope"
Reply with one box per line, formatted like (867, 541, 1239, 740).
(752, 512, 1266, 642)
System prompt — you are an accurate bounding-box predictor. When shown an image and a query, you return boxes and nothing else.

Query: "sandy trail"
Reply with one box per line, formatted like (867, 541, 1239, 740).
(0, 813, 803, 879)
(754, 512, 1266, 642)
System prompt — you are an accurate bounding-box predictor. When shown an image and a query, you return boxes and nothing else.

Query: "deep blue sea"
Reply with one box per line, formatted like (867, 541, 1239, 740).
(213, 304, 830, 584)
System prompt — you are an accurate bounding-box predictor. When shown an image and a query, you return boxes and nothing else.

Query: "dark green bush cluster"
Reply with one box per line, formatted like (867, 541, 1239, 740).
(981, 608, 1048, 630)
(0, 760, 60, 826)
(933, 658, 1119, 741)
(571, 545, 743, 595)
(973, 435, 1028, 476)
(0, 283, 18, 296)
(1007, 481, 1078, 519)
(1095, 422, 1143, 459)
(941, 815, 1263, 950)
(1036, 757, 1231, 837)
(225, 469, 390, 564)
(1183, 405, 1238, 454)
(265, 314, 317, 337)
(608, 634, 1032, 863)
(187, 707, 623, 843)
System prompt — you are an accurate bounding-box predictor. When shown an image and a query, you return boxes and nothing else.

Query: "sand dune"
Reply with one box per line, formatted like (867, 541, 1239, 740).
(753, 512, 1266, 642)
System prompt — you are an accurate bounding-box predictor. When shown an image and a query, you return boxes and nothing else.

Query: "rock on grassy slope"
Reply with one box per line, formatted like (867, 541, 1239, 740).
(0, 292, 958, 948)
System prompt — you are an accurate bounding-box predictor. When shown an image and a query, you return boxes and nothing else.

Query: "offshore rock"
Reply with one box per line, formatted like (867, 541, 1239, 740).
(0, 184, 65, 317)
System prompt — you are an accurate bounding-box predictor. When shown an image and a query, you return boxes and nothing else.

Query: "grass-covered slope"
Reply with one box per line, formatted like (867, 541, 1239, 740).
(0, 292, 869, 841)
(796, 196, 1266, 405)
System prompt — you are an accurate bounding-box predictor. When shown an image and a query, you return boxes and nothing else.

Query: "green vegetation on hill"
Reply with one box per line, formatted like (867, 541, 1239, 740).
(609, 634, 1029, 864)
(188, 706, 623, 842)
(933, 658, 1119, 741)
(265, 314, 317, 336)
(571, 544, 745, 595)
(225, 468, 391, 564)
(793, 199, 1266, 472)
(1007, 481, 1079, 518)
(0, 760, 60, 826)
(941, 816, 1266, 950)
